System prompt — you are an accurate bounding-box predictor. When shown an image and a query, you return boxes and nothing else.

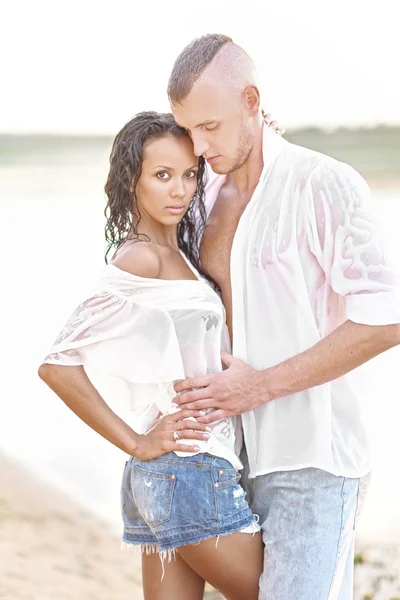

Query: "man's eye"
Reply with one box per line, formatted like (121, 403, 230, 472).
(204, 124, 217, 131)
(157, 171, 169, 179)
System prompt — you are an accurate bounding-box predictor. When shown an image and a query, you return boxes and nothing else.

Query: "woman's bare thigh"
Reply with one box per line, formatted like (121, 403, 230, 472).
(178, 531, 263, 600)
(142, 551, 205, 600)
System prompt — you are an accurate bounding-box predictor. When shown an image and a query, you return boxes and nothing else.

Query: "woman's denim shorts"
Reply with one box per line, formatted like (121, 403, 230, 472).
(121, 452, 258, 553)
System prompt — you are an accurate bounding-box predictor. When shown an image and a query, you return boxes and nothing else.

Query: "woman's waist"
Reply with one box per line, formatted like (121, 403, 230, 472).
(127, 398, 234, 437)
(131, 451, 233, 468)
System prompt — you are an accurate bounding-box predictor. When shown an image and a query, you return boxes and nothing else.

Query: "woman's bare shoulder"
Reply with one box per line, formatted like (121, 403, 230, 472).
(111, 241, 162, 279)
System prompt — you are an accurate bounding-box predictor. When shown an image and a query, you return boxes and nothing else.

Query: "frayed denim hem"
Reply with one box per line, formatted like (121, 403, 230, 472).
(122, 512, 258, 553)
(121, 513, 259, 580)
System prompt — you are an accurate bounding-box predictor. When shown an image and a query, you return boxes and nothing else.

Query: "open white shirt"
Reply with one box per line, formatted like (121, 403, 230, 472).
(43, 252, 241, 470)
(205, 126, 400, 478)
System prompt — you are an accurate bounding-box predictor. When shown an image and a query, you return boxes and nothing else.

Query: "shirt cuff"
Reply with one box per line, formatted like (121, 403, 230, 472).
(346, 290, 400, 326)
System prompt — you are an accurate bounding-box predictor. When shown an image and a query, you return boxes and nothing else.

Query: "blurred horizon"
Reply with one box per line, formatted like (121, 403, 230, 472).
(2, 122, 400, 137)
(2, 124, 399, 187)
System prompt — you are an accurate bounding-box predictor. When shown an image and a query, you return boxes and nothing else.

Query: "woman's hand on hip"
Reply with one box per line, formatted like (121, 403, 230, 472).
(133, 409, 211, 461)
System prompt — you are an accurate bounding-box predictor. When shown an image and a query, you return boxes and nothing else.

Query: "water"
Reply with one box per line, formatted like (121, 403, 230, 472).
(1, 163, 400, 541)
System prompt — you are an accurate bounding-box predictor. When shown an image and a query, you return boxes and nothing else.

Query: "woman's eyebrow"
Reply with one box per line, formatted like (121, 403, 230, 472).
(152, 164, 198, 170)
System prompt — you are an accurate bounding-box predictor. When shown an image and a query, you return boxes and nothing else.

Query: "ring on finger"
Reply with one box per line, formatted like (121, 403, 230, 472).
(173, 431, 180, 441)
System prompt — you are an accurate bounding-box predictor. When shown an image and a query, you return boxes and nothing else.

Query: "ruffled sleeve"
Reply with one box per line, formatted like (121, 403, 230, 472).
(306, 163, 400, 325)
(43, 277, 186, 384)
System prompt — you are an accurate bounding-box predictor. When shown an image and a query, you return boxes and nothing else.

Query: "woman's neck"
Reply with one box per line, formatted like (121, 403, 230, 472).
(132, 218, 179, 251)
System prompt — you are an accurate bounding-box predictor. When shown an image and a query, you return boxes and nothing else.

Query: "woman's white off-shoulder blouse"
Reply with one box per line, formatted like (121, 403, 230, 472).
(43, 253, 241, 469)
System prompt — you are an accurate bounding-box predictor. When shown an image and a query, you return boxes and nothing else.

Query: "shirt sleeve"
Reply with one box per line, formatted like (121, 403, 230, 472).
(306, 162, 400, 326)
(42, 290, 185, 383)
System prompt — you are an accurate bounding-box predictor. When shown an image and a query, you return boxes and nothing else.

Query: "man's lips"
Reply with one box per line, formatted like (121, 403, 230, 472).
(205, 155, 220, 164)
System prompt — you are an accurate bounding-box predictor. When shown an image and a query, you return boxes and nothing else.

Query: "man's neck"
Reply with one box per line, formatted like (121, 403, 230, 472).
(227, 125, 264, 195)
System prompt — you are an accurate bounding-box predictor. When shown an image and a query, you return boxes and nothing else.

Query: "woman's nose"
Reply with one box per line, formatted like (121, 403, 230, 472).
(171, 180, 186, 199)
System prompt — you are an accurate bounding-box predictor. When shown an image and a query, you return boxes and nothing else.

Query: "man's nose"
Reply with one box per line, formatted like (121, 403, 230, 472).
(191, 133, 210, 157)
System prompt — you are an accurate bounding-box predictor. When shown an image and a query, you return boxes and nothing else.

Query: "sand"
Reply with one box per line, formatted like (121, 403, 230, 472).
(1, 451, 399, 600)
(0, 452, 224, 600)
(0, 452, 143, 600)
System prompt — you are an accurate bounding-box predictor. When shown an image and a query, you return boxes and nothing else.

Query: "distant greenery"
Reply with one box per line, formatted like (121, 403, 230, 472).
(285, 124, 400, 175)
(354, 553, 366, 565)
(0, 125, 399, 177)
(0, 134, 113, 166)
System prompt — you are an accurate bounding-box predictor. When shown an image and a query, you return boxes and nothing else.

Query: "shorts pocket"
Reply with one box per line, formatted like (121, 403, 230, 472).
(217, 467, 240, 489)
(214, 478, 249, 518)
(131, 464, 176, 528)
(121, 460, 146, 526)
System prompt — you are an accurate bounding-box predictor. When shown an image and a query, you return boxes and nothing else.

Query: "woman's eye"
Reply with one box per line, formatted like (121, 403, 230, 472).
(185, 170, 196, 179)
(157, 171, 169, 179)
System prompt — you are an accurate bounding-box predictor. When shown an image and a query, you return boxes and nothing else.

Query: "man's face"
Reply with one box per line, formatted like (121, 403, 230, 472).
(171, 77, 254, 175)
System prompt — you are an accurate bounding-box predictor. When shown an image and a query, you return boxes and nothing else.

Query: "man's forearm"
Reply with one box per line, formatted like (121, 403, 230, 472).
(173, 319, 400, 422)
(266, 320, 400, 401)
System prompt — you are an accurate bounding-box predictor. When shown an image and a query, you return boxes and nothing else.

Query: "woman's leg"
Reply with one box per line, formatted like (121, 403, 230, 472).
(142, 551, 205, 600)
(178, 531, 263, 600)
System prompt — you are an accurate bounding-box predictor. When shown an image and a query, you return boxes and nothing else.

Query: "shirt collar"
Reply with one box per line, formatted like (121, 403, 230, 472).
(261, 123, 287, 173)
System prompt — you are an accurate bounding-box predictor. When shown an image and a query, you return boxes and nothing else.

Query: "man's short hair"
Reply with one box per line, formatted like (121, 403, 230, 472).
(168, 33, 232, 105)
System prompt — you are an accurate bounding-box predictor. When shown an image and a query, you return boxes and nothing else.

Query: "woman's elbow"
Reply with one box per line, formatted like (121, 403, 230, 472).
(38, 362, 56, 383)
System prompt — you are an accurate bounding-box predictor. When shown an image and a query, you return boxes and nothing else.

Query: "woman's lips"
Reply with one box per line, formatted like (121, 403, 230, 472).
(166, 205, 186, 214)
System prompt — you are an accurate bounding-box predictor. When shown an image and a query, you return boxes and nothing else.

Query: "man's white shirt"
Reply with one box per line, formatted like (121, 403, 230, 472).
(205, 126, 400, 478)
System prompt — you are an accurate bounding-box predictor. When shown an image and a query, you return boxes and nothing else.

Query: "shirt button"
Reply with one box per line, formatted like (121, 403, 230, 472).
(214, 483, 219, 488)
(171, 475, 176, 480)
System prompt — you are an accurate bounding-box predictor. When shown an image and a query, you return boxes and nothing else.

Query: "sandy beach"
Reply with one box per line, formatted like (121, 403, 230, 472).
(1, 451, 399, 600)
(0, 452, 225, 600)
(0, 451, 144, 600)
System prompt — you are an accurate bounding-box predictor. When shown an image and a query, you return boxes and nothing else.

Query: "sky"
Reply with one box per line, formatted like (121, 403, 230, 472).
(2, 0, 399, 134)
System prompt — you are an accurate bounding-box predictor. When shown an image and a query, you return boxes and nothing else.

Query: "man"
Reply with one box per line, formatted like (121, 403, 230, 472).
(169, 34, 400, 599)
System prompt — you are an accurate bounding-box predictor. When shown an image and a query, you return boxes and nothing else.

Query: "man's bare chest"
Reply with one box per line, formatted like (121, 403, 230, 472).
(200, 191, 252, 286)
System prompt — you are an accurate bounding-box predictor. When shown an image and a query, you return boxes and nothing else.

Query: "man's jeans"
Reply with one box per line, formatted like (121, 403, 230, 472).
(240, 451, 369, 600)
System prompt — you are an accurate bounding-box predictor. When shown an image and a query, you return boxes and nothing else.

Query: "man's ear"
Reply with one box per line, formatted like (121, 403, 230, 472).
(244, 85, 261, 115)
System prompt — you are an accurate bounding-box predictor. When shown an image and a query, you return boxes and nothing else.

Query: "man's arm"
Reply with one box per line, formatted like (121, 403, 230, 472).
(265, 319, 400, 398)
(173, 320, 400, 423)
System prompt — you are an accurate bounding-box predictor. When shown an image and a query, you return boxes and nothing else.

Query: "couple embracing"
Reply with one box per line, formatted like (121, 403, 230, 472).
(39, 34, 400, 599)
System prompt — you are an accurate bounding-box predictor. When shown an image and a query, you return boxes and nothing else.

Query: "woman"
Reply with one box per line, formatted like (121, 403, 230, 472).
(38, 112, 263, 600)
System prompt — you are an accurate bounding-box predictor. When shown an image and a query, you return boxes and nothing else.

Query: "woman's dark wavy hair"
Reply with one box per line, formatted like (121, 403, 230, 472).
(104, 111, 216, 287)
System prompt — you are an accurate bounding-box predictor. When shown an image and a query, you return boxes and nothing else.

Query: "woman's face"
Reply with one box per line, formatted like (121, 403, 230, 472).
(134, 134, 199, 226)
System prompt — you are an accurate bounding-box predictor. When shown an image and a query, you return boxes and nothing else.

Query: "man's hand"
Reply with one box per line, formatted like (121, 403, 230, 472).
(173, 352, 272, 424)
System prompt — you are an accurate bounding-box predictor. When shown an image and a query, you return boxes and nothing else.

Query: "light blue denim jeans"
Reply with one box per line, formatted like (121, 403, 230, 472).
(241, 451, 369, 600)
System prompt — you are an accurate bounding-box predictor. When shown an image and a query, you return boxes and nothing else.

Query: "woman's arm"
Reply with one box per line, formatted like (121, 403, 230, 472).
(38, 364, 209, 460)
